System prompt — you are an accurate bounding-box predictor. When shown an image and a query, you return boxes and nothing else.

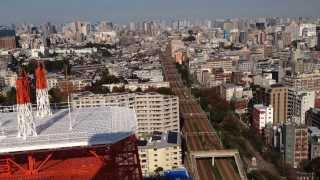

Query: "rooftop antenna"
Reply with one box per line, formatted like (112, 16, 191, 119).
(16, 69, 37, 139)
(64, 62, 73, 130)
(35, 60, 52, 118)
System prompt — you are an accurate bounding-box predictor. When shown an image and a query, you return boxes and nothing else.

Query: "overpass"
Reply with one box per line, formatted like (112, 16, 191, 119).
(190, 150, 247, 180)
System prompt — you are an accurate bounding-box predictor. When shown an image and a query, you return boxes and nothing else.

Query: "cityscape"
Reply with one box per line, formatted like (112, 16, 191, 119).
(0, 1, 320, 180)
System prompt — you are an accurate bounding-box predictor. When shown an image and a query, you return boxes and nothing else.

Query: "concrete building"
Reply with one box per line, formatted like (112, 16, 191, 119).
(253, 73, 276, 88)
(252, 104, 273, 134)
(283, 124, 308, 168)
(170, 39, 185, 57)
(133, 69, 164, 82)
(72, 92, 179, 136)
(220, 83, 244, 102)
(266, 84, 288, 124)
(308, 127, 320, 160)
(205, 57, 233, 73)
(288, 89, 315, 125)
(306, 108, 320, 129)
(0, 30, 16, 50)
(283, 72, 320, 91)
(138, 132, 182, 176)
(125, 81, 170, 91)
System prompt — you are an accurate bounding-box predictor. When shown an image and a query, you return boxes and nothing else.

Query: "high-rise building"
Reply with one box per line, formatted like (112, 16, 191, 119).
(316, 26, 320, 51)
(288, 89, 315, 125)
(265, 84, 288, 124)
(283, 124, 308, 168)
(239, 31, 248, 43)
(223, 20, 233, 33)
(0, 29, 16, 49)
(72, 92, 179, 136)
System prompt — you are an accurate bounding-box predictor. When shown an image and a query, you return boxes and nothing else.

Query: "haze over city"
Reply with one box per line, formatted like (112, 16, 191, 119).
(1, 1, 320, 180)
(1, 0, 320, 24)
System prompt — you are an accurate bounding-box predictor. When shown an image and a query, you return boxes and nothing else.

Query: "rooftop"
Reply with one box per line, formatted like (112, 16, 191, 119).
(0, 106, 137, 154)
(138, 131, 180, 149)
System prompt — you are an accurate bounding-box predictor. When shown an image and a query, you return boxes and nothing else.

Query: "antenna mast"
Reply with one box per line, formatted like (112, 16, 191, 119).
(16, 70, 37, 139)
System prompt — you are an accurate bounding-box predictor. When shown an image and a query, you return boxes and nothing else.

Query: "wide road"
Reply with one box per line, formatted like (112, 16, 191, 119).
(161, 49, 241, 180)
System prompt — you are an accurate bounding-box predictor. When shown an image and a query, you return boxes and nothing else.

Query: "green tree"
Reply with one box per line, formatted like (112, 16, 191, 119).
(48, 87, 66, 103)
(112, 86, 125, 93)
(4, 87, 16, 106)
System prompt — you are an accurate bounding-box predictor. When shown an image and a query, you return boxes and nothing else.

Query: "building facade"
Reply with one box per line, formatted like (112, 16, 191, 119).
(306, 108, 320, 129)
(252, 104, 273, 134)
(288, 89, 315, 125)
(72, 92, 179, 136)
(283, 72, 320, 91)
(138, 132, 182, 176)
(283, 124, 308, 168)
(266, 85, 288, 124)
(309, 127, 320, 160)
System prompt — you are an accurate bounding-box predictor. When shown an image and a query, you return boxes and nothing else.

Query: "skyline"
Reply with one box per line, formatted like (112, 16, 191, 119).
(1, 0, 320, 25)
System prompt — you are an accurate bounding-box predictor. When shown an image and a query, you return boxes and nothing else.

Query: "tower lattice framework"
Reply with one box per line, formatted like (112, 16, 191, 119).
(16, 70, 37, 139)
(35, 61, 51, 118)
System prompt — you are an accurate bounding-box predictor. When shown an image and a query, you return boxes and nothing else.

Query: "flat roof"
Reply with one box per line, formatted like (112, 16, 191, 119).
(0, 107, 137, 154)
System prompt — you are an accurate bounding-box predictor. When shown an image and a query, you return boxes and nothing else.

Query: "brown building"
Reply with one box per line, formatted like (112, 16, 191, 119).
(266, 84, 288, 124)
(0, 30, 16, 50)
(263, 45, 273, 58)
(0, 36, 16, 50)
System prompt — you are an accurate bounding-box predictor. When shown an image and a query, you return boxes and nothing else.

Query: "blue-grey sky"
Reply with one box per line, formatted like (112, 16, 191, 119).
(1, 0, 320, 24)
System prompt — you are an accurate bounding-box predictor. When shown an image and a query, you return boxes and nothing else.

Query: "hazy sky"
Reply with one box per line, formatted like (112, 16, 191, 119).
(1, 0, 320, 24)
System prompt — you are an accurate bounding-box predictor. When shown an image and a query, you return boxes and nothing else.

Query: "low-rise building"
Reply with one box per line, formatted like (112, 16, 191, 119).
(220, 83, 244, 102)
(283, 71, 320, 91)
(308, 127, 320, 160)
(306, 108, 320, 129)
(138, 132, 182, 177)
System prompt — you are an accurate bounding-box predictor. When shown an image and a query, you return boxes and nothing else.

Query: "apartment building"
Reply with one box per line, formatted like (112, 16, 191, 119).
(283, 72, 320, 91)
(283, 124, 308, 168)
(205, 57, 233, 73)
(288, 89, 315, 125)
(138, 132, 182, 176)
(72, 92, 179, 136)
(308, 127, 320, 160)
(306, 108, 320, 129)
(264, 84, 288, 124)
(252, 104, 273, 134)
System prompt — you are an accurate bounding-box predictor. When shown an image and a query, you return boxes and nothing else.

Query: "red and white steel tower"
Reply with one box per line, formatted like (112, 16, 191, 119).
(16, 70, 37, 139)
(35, 61, 52, 118)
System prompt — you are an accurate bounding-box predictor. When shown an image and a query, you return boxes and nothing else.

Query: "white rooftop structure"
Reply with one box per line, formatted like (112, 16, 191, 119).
(0, 107, 137, 154)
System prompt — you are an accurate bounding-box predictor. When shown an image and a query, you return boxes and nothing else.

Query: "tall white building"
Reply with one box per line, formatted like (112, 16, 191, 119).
(288, 89, 315, 125)
(252, 104, 273, 133)
(220, 83, 244, 102)
(72, 92, 179, 136)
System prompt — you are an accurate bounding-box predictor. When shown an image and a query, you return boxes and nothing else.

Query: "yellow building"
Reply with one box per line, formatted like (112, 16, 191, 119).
(138, 132, 182, 176)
